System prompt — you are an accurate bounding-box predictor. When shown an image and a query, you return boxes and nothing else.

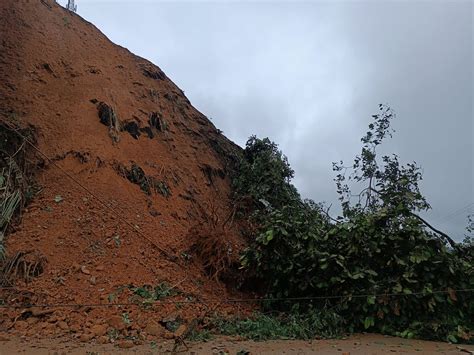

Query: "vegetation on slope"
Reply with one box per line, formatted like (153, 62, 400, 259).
(230, 105, 473, 343)
(0, 122, 37, 262)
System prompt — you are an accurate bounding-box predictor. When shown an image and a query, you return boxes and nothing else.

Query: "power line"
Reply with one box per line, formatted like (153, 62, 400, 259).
(2, 123, 473, 313)
(1, 288, 473, 309)
(437, 203, 474, 224)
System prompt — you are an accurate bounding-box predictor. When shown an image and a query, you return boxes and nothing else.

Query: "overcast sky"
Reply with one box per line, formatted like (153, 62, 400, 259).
(60, 0, 473, 240)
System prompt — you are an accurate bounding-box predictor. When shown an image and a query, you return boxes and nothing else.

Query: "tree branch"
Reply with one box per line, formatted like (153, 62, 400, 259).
(321, 203, 339, 223)
(366, 186, 459, 249)
(409, 212, 458, 250)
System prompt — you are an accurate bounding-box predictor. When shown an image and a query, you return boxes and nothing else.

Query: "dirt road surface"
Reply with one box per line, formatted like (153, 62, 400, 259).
(0, 334, 473, 354)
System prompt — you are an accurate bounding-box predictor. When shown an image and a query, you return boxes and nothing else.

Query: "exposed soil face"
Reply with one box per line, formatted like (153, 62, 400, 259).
(0, 0, 249, 342)
(1, 334, 473, 354)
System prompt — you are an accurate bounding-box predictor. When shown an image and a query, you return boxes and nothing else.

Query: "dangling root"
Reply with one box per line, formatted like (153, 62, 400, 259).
(1, 251, 47, 286)
(189, 223, 233, 281)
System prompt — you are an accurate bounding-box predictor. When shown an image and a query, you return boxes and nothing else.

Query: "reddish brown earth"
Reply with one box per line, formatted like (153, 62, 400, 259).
(1, 334, 474, 354)
(1, 1, 471, 354)
(0, 0, 251, 344)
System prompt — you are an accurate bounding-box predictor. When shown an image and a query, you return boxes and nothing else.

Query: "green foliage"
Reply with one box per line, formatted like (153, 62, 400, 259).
(0, 123, 38, 264)
(0, 190, 20, 234)
(236, 105, 474, 343)
(186, 329, 213, 342)
(333, 105, 429, 216)
(232, 136, 299, 210)
(240, 200, 331, 294)
(0, 167, 21, 261)
(107, 282, 179, 306)
(131, 282, 178, 301)
(121, 312, 131, 326)
(458, 216, 474, 274)
(209, 309, 343, 340)
(62, 17, 71, 28)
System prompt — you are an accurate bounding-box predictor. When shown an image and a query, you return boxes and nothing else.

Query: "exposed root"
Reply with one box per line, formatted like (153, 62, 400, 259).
(1, 251, 47, 286)
(189, 224, 233, 281)
(188, 200, 239, 281)
(0, 121, 39, 263)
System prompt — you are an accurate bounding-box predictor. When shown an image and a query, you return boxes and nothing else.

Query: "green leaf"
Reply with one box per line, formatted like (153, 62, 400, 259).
(393, 283, 403, 293)
(365, 269, 378, 276)
(266, 230, 274, 242)
(364, 317, 374, 329)
(367, 296, 376, 305)
(447, 334, 457, 343)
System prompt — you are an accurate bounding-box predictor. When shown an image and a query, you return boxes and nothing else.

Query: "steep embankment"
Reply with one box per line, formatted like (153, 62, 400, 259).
(0, 0, 247, 340)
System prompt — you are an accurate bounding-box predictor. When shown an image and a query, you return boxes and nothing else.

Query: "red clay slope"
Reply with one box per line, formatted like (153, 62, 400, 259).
(0, 0, 249, 342)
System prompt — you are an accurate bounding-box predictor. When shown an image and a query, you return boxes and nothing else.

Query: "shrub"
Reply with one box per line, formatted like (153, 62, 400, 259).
(210, 308, 344, 340)
(236, 105, 474, 343)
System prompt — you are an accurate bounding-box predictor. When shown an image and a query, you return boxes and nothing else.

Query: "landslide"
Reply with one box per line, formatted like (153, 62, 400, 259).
(0, 0, 248, 341)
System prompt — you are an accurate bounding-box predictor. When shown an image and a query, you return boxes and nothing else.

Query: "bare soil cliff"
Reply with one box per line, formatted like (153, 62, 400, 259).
(0, 0, 249, 341)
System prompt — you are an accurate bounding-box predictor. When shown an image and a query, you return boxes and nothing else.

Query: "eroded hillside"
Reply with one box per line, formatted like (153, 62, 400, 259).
(0, 0, 248, 341)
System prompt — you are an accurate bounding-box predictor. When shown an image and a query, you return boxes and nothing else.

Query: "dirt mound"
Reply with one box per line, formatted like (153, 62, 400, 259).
(0, 0, 250, 343)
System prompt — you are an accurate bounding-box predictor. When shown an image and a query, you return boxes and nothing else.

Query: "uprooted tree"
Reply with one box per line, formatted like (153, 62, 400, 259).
(234, 105, 474, 343)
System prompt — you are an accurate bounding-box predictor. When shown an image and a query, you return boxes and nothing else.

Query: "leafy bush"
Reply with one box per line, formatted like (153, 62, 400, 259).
(235, 105, 474, 343)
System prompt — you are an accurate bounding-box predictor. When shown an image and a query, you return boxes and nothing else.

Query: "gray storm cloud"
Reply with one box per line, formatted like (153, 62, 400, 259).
(60, 0, 473, 240)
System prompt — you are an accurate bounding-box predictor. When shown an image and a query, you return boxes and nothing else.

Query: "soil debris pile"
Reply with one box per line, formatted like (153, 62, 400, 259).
(0, 0, 246, 342)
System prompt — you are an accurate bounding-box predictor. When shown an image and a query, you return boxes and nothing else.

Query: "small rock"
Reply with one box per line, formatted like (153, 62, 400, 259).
(14, 321, 28, 331)
(26, 317, 38, 325)
(89, 276, 97, 285)
(30, 308, 54, 317)
(117, 340, 134, 349)
(57, 321, 68, 331)
(96, 265, 105, 271)
(72, 262, 80, 271)
(90, 324, 108, 337)
(107, 316, 125, 331)
(149, 209, 161, 217)
(97, 336, 109, 344)
(79, 333, 94, 342)
(80, 265, 90, 275)
(144, 321, 164, 337)
(161, 312, 178, 323)
(69, 323, 80, 333)
(174, 324, 187, 338)
(26, 328, 37, 337)
(163, 331, 174, 340)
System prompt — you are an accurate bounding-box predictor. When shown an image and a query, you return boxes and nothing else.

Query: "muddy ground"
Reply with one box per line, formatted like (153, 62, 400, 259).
(0, 334, 473, 354)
